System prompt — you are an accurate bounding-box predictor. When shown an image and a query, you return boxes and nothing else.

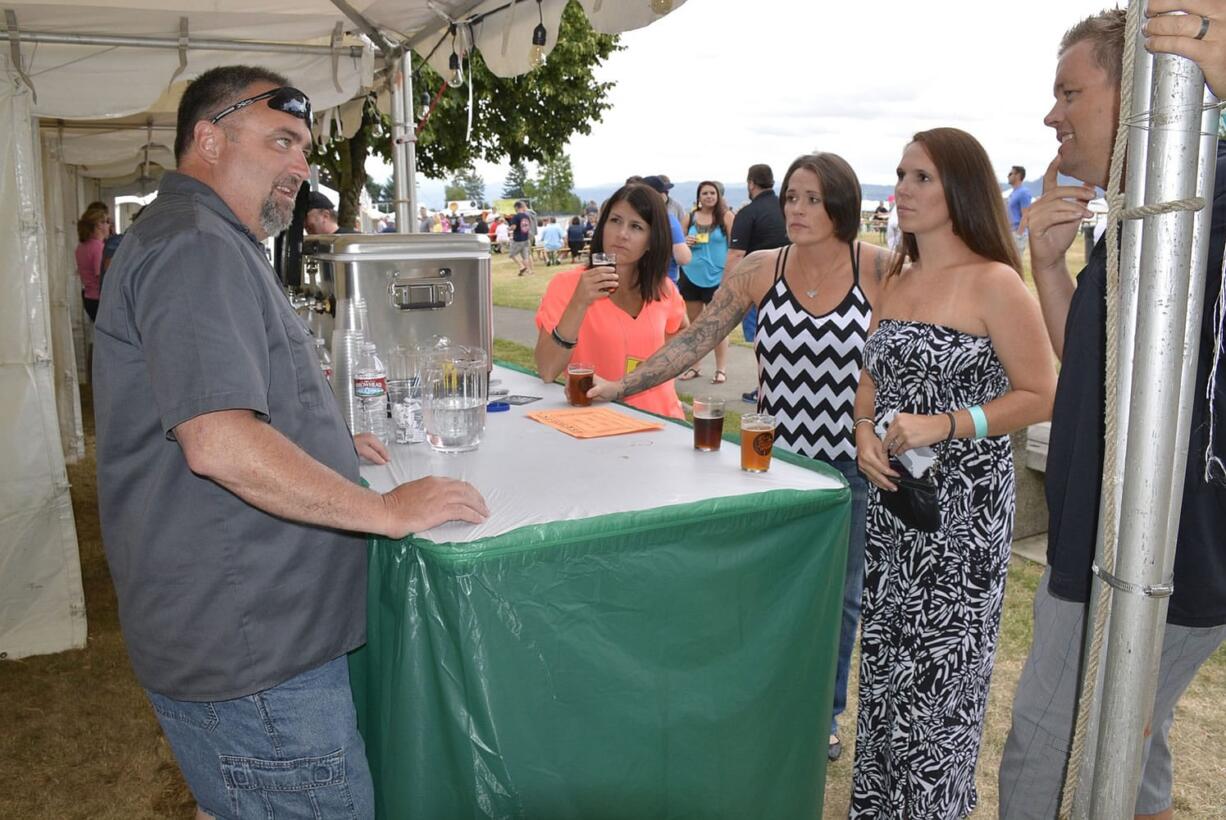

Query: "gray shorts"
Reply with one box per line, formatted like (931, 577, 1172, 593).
(509, 239, 531, 260)
(997, 568, 1226, 817)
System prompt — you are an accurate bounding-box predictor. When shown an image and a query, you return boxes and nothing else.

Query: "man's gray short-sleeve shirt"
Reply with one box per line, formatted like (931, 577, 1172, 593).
(94, 172, 366, 701)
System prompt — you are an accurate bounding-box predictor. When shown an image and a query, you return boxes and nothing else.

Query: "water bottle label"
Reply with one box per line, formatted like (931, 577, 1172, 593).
(354, 375, 387, 398)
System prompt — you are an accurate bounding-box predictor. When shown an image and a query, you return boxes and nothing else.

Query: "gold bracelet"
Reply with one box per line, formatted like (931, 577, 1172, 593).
(852, 416, 875, 431)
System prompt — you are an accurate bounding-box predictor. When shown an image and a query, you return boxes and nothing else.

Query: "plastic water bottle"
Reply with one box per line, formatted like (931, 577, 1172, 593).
(352, 342, 387, 444)
(314, 336, 333, 385)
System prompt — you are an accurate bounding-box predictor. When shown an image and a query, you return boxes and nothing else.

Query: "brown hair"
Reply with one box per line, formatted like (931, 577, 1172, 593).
(590, 183, 673, 302)
(779, 153, 862, 244)
(1060, 8, 1126, 86)
(693, 181, 728, 236)
(77, 209, 108, 243)
(890, 127, 1022, 276)
(747, 163, 774, 190)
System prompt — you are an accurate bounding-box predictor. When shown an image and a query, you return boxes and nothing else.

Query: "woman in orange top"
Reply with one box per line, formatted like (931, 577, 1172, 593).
(535, 183, 689, 419)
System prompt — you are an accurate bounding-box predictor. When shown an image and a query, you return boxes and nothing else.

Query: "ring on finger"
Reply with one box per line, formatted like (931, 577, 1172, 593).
(1196, 15, 1211, 41)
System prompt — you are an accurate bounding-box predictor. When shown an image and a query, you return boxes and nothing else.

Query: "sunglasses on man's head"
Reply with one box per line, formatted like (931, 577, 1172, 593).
(209, 87, 312, 126)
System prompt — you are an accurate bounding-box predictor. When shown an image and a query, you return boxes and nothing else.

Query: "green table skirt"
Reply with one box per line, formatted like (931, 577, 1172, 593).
(350, 481, 849, 819)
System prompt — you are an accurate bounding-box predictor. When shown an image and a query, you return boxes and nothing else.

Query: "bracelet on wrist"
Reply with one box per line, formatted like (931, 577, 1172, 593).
(551, 326, 577, 349)
(968, 404, 988, 439)
(945, 411, 956, 442)
(853, 416, 875, 432)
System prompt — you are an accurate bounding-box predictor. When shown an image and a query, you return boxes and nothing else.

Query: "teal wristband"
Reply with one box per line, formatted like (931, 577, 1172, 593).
(968, 405, 988, 439)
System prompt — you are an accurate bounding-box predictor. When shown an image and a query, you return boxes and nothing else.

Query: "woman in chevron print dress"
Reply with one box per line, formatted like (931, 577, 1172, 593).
(588, 153, 895, 763)
(851, 128, 1055, 818)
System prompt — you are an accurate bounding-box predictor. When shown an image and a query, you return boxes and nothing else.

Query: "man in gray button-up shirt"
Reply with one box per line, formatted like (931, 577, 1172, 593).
(94, 65, 487, 819)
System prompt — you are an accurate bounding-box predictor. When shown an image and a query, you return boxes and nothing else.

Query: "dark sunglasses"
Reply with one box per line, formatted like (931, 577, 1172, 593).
(209, 87, 312, 126)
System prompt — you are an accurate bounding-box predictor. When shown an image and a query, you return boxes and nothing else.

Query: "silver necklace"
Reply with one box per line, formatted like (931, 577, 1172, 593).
(804, 284, 818, 299)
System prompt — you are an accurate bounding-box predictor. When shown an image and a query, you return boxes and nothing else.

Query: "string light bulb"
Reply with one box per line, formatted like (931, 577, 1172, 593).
(650, 0, 674, 13)
(448, 50, 464, 87)
(530, 0, 547, 68)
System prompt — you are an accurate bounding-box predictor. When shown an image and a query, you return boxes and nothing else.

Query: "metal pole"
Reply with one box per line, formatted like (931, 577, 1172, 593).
(1086, 50, 1208, 819)
(388, 52, 418, 233)
(0, 28, 364, 57)
(1070, 14, 1153, 813)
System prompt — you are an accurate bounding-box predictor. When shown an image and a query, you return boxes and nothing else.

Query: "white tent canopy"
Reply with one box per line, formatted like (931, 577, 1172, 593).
(1, 0, 686, 659)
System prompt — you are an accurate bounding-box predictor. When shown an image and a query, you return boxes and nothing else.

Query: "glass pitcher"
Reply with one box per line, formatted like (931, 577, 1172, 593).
(420, 343, 488, 453)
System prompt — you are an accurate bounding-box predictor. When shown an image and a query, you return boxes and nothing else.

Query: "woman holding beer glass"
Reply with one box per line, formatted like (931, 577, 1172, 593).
(588, 153, 894, 762)
(534, 183, 688, 419)
(677, 180, 736, 385)
(849, 128, 1054, 818)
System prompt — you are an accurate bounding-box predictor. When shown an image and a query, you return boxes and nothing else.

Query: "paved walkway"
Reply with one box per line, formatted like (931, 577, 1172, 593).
(493, 305, 762, 404)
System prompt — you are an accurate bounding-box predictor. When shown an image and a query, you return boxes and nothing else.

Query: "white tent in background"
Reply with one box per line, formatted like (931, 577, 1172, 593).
(0, 0, 688, 659)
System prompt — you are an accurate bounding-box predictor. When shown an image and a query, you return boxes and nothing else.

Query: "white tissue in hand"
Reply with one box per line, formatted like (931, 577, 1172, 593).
(876, 410, 937, 478)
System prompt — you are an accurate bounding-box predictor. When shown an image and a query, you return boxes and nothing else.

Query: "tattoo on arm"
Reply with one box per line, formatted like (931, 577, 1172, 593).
(616, 256, 762, 400)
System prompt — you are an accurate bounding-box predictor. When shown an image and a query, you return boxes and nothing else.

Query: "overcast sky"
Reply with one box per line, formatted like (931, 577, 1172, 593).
(386, 0, 1117, 196)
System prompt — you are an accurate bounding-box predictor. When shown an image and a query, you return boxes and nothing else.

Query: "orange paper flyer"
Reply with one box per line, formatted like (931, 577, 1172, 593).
(525, 407, 665, 439)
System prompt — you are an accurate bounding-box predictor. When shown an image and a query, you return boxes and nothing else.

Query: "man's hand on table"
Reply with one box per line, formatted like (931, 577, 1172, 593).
(354, 433, 390, 465)
(379, 476, 490, 538)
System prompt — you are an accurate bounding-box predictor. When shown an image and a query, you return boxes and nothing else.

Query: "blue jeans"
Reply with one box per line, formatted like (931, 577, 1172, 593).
(742, 303, 757, 343)
(828, 457, 868, 736)
(146, 655, 374, 820)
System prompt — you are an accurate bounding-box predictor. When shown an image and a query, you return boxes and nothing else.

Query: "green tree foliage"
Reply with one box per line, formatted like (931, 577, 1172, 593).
(312, 0, 618, 228)
(533, 152, 581, 214)
(413, 2, 620, 178)
(364, 175, 395, 210)
(446, 167, 487, 204)
(502, 160, 530, 199)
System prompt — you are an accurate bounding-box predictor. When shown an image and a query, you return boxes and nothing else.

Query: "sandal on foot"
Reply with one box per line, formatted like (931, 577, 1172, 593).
(710, 369, 727, 384)
(828, 734, 842, 762)
(678, 367, 702, 381)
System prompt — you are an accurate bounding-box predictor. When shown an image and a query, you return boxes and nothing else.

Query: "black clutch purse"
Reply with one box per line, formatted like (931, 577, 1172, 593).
(880, 459, 941, 533)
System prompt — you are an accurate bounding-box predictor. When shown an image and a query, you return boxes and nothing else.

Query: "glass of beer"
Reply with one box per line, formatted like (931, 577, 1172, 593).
(740, 413, 777, 472)
(692, 396, 725, 451)
(591, 252, 617, 294)
(566, 362, 595, 406)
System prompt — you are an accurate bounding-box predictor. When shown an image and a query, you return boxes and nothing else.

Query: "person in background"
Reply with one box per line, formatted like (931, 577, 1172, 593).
(583, 210, 597, 242)
(304, 191, 356, 235)
(567, 215, 587, 262)
(640, 175, 692, 283)
(851, 127, 1055, 818)
(884, 196, 901, 252)
(76, 206, 109, 322)
(726, 163, 790, 403)
(418, 206, 432, 233)
(541, 216, 566, 265)
(494, 215, 509, 253)
(508, 200, 535, 276)
(534, 183, 689, 419)
(93, 65, 487, 820)
(657, 173, 687, 225)
(474, 211, 490, 239)
(1006, 165, 1033, 258)
(998, 6, 1226, 817)
(101, 205, 147, 279)
(676, 180, 735, 385)
(588, 154, 894, 768)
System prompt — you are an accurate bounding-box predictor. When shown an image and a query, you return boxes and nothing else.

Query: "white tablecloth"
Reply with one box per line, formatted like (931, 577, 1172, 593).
(360, 365, 843, 543)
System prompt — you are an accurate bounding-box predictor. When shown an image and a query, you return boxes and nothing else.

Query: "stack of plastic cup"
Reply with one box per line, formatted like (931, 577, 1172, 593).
(330, 329, 364, 430)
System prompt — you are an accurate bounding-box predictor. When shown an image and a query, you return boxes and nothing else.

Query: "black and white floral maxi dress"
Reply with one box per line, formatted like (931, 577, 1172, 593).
(850, 319, 1014, 819)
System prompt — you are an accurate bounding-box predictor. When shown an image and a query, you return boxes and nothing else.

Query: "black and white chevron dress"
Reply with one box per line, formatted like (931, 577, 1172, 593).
(755, 244, 870, 461)
(851, 319, 1014, 819)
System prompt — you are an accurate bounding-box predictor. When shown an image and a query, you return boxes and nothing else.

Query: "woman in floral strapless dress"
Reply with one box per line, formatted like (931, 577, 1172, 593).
(850, 128, 1056, 819)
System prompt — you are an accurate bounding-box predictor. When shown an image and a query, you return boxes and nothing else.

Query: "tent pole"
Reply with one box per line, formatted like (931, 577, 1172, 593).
(0, 28, 364, 57)
(1084, 45, 1211, 820)
(389, 52, 417, 232)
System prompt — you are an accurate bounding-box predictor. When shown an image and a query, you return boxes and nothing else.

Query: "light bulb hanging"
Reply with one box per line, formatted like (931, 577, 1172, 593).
(650, 0, 674, 14)
(448, 25, 464, 87)
(529, 0, 547, 68)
